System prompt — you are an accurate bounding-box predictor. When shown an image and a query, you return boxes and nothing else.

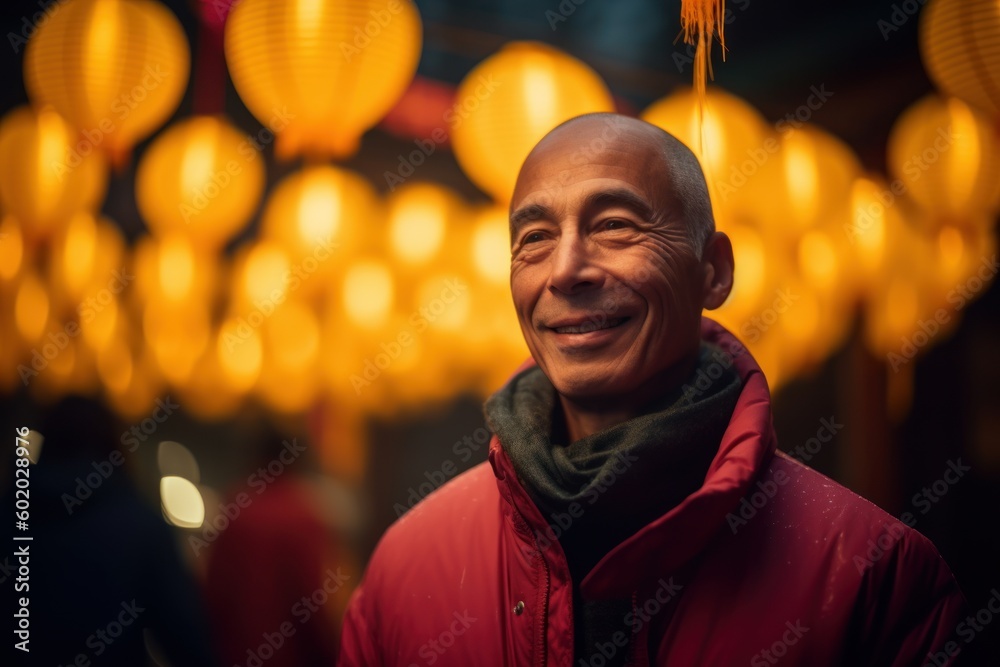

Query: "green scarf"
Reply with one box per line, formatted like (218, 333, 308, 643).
(484, 342, 742, 664)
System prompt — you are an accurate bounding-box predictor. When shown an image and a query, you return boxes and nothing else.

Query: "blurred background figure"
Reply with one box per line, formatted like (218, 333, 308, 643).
(203, 427, 358, 667)
(2, 394, 218, 667)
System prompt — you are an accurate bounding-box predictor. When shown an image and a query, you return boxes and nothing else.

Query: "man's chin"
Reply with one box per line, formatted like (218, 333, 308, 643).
(547, 371, 628, 405)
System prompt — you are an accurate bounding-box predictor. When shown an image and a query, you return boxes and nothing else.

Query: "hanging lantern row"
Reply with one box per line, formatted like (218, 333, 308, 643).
(2, 0, 997, 421)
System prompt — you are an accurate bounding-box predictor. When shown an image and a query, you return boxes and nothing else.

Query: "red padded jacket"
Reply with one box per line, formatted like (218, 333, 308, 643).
(339, 319, 967, 666)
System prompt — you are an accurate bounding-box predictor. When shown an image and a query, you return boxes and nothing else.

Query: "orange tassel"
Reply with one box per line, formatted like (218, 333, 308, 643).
(680, 0, 727, 158)
(680, 0, 726, 98)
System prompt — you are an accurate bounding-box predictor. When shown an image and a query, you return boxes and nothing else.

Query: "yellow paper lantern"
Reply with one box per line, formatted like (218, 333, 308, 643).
(0, 107, 107, 239)
(342, 259, 395, 331)
(255, 301, 321, 413)
(888, 95, 1000, 220)
(47, 212, 126, 308)
(470, 205, 512, 286)
(451, 41, 616, 203)
(713, 221, 774, 325)
(922, 214, 998, 313)
(131, 233, 218, 311)
(95, 317, 133, 393)
(0, 216, 26, 283)
(216, 315, 264, 395)
(921, 0, 1000, 118)
(386, 182, 462, 267)
(14, 269, 50, 346)
(862, 217, 941, 360)
(260, 165, 378, 297)
(849, 176, 899, 284)
(385, 182, 468, 309)
(225, 0, 422, 159)
(641, 86, 774, 217)
(775, 126, 862, 234)
(143, 298, 211, 386)
(136, 116, 265, 250)
(24, 0, 190, 165)
(229, 239, 293, 314)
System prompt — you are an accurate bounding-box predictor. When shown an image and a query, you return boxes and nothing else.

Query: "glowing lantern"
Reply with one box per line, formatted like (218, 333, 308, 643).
(229, 239, 293, 313)
(96, 322, 134, 395)
(922, 215, 998, 312)
(24, 0, 190, 165)
(849, 177, 902, 284)
(409, 273, 475, 398)
(255, 301, 321, 413)
(775, 126, 861, 234)
(862, 217, 943, 360)
(797, 228, 852, 300)
(0, 216, 25, 283)
(14, 270, 50, 345)
(142, 299, 211, 386)
(225, 0, 422, 159)
(216, 316, 263, 394)
(48, 212, 126, 307)
(414, 273, 471, 332)
(386, 182, 467, 308)
(888, 95, 1000, 220)
(260, 165, 377, 296)
(921, 0, 1000, 118)
(713, 222, 773, 325)
(268, 301, 320, 373)
(641, 87, 773, 216)
(78, 288, 120, 353)
(136, 116, 265, 250)
(386, 183, 462, 267)
(342, 259, 394, 330)
(131, 234, 217, 310)
(451, 42, 615, 203)
(0, 107, 107, 240)
(470, 205, 512, 286)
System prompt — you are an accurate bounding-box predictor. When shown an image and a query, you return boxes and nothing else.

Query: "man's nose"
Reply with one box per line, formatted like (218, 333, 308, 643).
(547, 232, 604, 295)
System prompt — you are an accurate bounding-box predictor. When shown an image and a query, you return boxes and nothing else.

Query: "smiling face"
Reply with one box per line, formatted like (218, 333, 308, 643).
(509, 115, 713, 409)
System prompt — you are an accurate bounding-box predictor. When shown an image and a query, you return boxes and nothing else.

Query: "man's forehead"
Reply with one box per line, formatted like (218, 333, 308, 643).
(513, 118, 671, 206)
(526, 117, 663, 166)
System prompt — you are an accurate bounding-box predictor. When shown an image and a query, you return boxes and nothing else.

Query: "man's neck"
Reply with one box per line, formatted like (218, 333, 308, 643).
(558, 351, 699, 442)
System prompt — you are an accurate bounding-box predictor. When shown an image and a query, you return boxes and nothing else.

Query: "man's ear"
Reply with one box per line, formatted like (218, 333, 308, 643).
(700, 231, 735, 310)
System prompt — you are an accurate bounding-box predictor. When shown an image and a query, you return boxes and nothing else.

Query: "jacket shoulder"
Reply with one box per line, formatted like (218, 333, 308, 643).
(363, 461, 500, 588)
(766, 452, 931, 547)
(762, 451, 963, 601)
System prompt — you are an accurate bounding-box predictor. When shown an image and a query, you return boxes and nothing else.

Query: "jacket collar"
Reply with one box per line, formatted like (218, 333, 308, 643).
(487, 317, 777, 598)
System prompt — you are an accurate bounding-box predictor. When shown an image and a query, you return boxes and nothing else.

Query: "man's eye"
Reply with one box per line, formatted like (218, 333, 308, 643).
(604, 218, 629, 230)
(523, 231, 545, 244)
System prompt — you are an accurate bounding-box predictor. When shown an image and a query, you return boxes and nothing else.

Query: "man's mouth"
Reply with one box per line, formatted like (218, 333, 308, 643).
(550, 317, 630, 334)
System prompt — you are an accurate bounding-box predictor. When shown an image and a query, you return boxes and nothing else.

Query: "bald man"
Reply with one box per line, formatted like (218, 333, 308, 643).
(339, 114, 967, 666)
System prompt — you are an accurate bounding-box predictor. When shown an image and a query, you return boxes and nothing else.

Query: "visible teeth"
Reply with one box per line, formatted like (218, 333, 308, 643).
(555, 318, 626, 334)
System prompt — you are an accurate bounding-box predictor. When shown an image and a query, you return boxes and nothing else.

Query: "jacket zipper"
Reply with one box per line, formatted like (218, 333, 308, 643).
(505, 479, 551, 667)
(535, 551, 550, 667)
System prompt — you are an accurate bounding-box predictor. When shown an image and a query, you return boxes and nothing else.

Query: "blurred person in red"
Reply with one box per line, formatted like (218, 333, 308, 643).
(203, 428, 354, 667)
(339, 115, 969, 665)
